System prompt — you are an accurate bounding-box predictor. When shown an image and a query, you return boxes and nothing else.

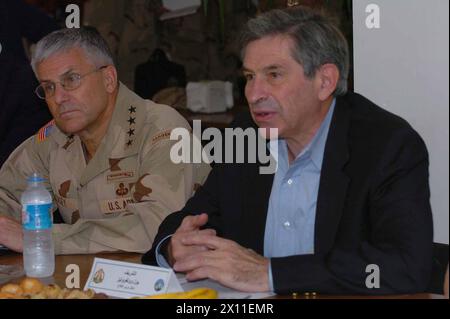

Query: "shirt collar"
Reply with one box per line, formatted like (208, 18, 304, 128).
(307, 98, 335, 169)
(269, 98, 336, 170)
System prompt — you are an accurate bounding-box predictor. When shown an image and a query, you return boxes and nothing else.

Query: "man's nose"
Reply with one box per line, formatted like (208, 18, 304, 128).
(52, 83, 70, 104)
(245, 77, 269, 105)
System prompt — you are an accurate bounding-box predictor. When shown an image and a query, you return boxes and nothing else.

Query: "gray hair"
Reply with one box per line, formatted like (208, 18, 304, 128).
(239, 6, 349, 96)
(31, 27, 114, 76)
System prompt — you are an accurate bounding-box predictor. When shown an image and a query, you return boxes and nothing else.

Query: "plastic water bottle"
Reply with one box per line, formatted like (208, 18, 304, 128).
(21, 173, 55, 278)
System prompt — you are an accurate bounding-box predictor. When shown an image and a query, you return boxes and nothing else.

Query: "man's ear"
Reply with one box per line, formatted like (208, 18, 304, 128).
(316, 63, 339, 101)
(102, 65, 118, 93)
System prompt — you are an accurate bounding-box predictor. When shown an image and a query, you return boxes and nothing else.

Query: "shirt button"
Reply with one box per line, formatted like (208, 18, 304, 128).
(287, 179, 293, 185)
(284, 221, 291, 228)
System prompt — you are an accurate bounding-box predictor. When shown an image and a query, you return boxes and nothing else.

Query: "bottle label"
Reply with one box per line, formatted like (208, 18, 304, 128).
(22, 203, 53, 230)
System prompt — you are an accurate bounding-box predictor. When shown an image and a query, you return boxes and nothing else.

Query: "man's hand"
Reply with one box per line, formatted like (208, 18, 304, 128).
(167, 213, 216, 266)
(173, 235, 270, 293)
(0, 216, 23, 252)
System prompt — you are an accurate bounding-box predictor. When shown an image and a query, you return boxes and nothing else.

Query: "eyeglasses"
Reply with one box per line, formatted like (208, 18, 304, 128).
(35, 66, 108, 99)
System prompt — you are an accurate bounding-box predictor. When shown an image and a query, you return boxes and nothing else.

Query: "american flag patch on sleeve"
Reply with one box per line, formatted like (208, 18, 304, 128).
(37, 120, 55, 142)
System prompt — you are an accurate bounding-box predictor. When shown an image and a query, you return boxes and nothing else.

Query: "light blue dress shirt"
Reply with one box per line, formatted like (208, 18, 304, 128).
(265, 100, 335, 290)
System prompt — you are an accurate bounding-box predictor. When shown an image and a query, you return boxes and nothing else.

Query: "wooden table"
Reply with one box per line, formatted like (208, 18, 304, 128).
(1, 252, 140, 289)
(1, 252, 445, 299)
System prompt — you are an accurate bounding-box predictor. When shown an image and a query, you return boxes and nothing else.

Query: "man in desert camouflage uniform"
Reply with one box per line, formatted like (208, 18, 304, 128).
(0, 27, 210, 255)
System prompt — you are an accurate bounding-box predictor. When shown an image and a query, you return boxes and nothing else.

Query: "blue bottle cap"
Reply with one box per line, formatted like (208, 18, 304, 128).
(27, 173, 46, 183)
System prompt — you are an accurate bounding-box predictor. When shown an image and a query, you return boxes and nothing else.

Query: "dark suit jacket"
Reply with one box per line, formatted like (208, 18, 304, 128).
(0, 53, 52, 166)
(142, 92, 433, 295)
(0, 0, 58, 62)
(0, 0, 56, 166)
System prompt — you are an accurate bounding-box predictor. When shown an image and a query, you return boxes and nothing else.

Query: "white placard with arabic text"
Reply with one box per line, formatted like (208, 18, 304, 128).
(84, 258, 183, 299)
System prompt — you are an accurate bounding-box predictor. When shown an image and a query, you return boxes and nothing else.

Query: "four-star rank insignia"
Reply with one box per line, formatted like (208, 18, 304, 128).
(126, 105, 137, 148)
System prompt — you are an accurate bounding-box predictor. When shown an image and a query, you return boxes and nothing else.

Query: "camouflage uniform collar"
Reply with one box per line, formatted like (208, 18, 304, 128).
(48, 82, 144, 155)
(79, 82, 146, 186)
(107, 82, 145, 158)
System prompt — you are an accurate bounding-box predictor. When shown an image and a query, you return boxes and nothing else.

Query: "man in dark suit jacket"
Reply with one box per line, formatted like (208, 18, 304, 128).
(142, 7, 433, 295)
(0, 0, 57, 166)
(0, 53, 52, 166)
(0, 0, 58, 62)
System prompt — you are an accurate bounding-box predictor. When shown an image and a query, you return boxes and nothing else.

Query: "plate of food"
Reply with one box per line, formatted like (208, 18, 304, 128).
(0, 277, 107, 299)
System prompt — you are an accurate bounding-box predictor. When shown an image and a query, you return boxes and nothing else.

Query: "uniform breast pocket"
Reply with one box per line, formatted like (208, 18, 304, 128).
(99, 157, 139, 216)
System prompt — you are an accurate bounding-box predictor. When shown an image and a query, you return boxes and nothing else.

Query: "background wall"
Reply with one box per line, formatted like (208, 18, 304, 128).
(353, 0, 449, 244)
